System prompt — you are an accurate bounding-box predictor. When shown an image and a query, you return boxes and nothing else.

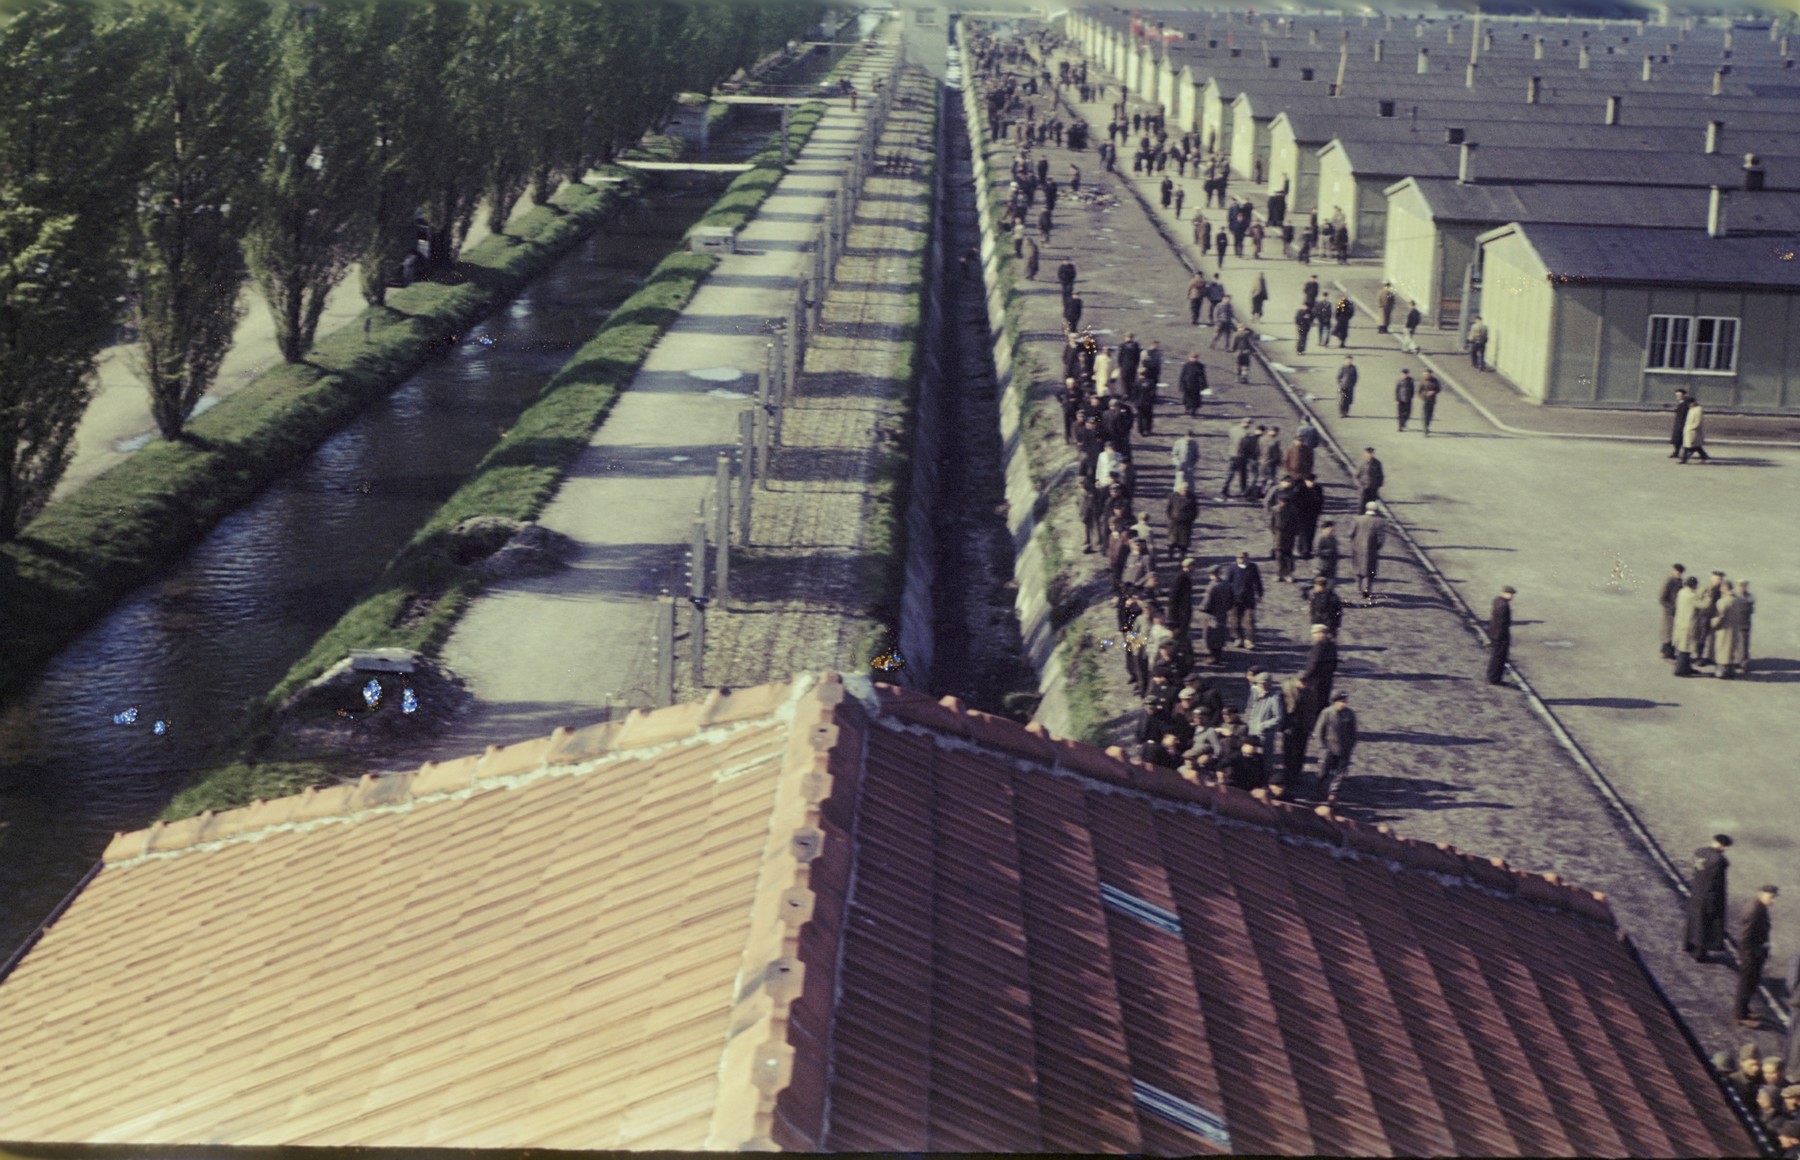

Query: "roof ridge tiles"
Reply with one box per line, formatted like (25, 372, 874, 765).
(100, 676, 823, 871)
(710, 672, 856, 1150)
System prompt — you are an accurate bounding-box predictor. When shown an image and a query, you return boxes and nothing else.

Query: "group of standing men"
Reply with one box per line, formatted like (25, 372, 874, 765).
(1660, 564, 1755, 678)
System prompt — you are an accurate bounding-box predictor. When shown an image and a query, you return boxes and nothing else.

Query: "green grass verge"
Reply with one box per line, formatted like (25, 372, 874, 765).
(0, 169, 656, 701)
(160, 115, 835, 819)
(1062, 631, 1109, 746)
(967, 101, 1115, 737)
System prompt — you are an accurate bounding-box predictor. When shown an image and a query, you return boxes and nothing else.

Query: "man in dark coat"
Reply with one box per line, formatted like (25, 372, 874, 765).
(1355, 447, 1385, 511)
(1131, 372, 1158, 436)
(1736, 885, 1779, 1027)
(1302, 624, 1339, 705)
(1487, 586, 1515, 685)
(1669, 389, 1692, 458)
(1222, 421, 1258, 499)
(1277, 673, 1316, 790)
(1418, 370, 1442, 434)
(1063, 291, 1084, 332)
(1266, 479, 1299, 583)
(1292, 474, 1324, 558)
(1057, 258, 1078, 304)
(1336, 356, 1358, 418)
(1314, 519, 1341, 581)
(1395, 369, 1416, 431)
(1179, 353, 1207, 416)
(1141, 340, 1163, 389)
(1313, 691, 1357, 804)
(1350, 505, 1386, 600)
(1199, 565, 1235, 663)
(1684, 834, 1733, 961)
(1332, 295, 1355, 345)
(1227, 550, 1264, 649)
(1168, 557, 1199, 635)
(1293, 302, 1313, 354)
(1117, 334, 1142, 391)
(1308, 576, 1344, 633)
(1165, 483, 1197, 558)
(1660, 563, 1688, 659)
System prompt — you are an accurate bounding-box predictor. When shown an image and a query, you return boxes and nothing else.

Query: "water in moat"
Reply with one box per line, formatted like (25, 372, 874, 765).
(0, 112, 785, 958)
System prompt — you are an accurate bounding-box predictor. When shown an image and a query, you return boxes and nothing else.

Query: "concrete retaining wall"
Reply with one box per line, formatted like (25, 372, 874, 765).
(896, 83, 950, 691)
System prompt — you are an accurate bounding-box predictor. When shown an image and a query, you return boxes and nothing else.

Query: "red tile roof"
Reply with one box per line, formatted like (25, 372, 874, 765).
(782, 677, 1750, 1157)
(0, 674, 1751, 1156)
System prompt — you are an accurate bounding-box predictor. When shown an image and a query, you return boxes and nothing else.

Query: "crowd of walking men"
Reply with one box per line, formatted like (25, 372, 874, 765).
(971, 24, 1798, 1130)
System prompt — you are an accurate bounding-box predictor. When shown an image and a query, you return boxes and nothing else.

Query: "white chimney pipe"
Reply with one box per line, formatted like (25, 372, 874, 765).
(1466, 62, 1477, 88)
(1712, 69, 1725, 95)
(1458, 141, 1478, 185)
(1527, 75, 1541, 103)
(1605, 96, 1621, 124)
(1534, 36, 1544, 59)
(1706, 120, 1723, 153)
(1373, 38, 1384, 62)
(1707, 185, 1727, 237)
(1578, 44, 1590, 68)
(1643, 54, 1654, 81)
(1417, 47, 1430, 73)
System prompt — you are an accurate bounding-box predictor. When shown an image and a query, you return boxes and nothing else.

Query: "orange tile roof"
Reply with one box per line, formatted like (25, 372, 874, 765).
(0, 674, 1753, 1155)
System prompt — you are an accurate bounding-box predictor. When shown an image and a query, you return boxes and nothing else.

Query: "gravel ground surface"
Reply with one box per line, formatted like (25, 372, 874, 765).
(693, 68, 938, 695)
(977, 40, 1794, 1068)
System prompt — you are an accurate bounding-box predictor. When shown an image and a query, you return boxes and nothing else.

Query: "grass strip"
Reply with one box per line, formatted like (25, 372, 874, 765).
(161, 111, 828, 819)
(852, 83, 938, 668)
(0, 147, 684, 700)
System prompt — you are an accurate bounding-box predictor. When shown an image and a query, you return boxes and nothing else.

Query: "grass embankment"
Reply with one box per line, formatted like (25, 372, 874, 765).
(161, 110, 828, 820)
(965, 74, 1107, 744)
(0, 141, 683, 701)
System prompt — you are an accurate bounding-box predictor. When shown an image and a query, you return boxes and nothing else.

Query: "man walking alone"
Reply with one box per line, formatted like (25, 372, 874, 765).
(1487, 586, 1515, 685)
(1336, 356, 1358, 418)
(1736, 886, 1778, 1028)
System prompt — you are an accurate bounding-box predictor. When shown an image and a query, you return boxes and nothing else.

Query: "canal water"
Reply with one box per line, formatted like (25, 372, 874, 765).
(0, 114, 784, 958)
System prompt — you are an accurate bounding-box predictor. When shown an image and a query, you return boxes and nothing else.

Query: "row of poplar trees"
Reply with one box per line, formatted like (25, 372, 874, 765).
(0, 0, 824, 540)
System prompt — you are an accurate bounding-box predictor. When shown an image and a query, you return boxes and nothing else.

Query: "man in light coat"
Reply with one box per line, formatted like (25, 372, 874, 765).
(1658, 563, 1687, 660)
(1350, 503, 1386, 600)
(1672, 575, 1702, 677)
(1170, 430, 1200, 493)
(1313, 691, 1357, 805)
(1244, 673, 1286, 785)
(1714, 581, 1750, 679)
(1681, 400, 1711, 463)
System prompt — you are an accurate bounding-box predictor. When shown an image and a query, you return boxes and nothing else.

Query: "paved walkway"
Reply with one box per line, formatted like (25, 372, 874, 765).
(985, 40, 1795, 1063)
(414, 29, 902, 762)
(695, 68, 937, 695)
